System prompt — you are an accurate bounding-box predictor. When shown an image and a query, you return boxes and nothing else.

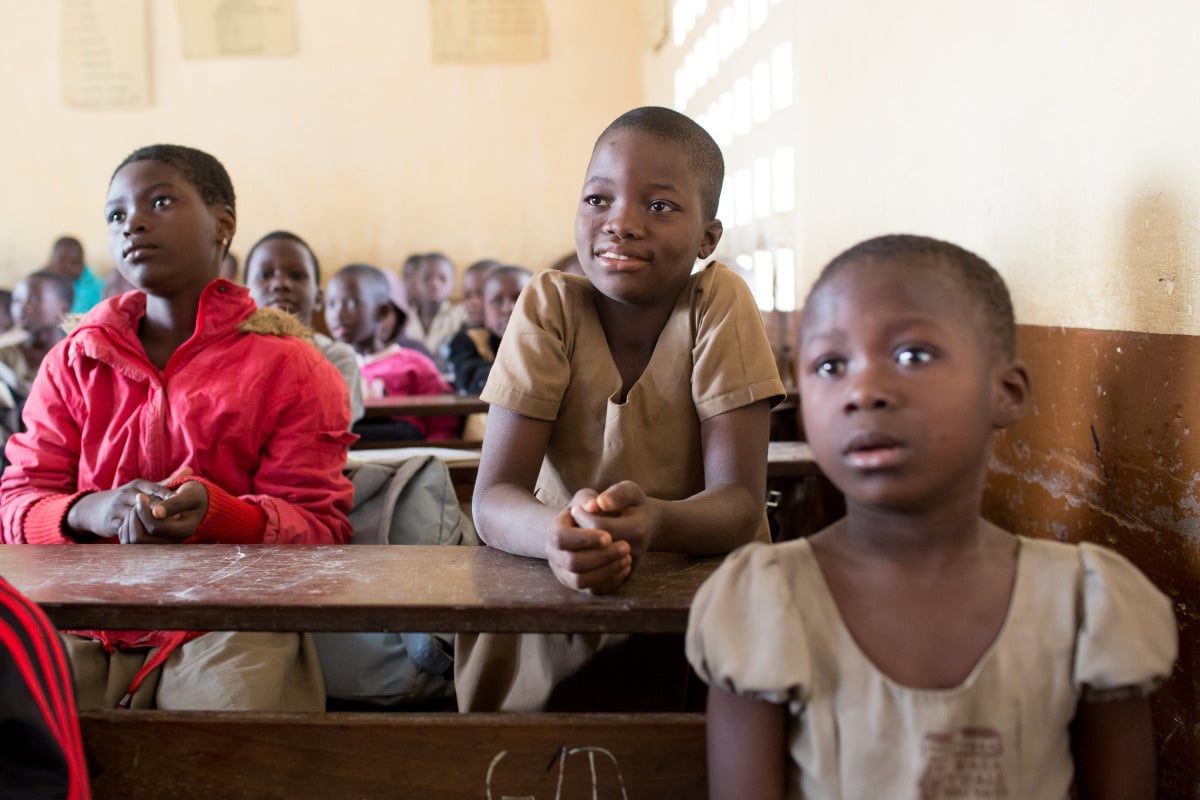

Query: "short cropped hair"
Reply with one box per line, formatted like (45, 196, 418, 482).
(112, 144, 236, 214)
(464, 259, 501, 277)
(600, 106, 724, 220)
(333, 263, 391, 308)
(484, 264, 533, 290)
(243, 231, 321, 284)
(812, 234, 1016, 357)
(24, 270, 75, 308)
(51, 236, 83, 254)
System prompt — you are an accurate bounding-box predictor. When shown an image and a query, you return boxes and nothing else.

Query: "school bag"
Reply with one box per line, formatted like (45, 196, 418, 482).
(313, 453, 478, 707)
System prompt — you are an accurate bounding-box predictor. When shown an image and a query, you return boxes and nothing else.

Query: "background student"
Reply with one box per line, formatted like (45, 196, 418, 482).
(456, 106, 784, 712)
(244, 229, 364, 425)
(400, 252, 467, 369)
(44, 236, 102, 315)
(459, 258, 501, 331)
(447, 264, 531, 396)
(688, 235, 1177, 800)
(0, 144, 355, 711)
(325, 262, 458, 442)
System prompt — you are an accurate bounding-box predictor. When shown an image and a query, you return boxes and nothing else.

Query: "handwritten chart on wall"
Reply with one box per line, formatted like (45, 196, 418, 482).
(176, 0, 297, 59)
(431, 0, 548, 64)
(60, 0, 152, 109)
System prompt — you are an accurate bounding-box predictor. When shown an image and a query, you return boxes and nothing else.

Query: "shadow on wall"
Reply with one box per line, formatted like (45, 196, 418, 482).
(983, 187, 1200, 799)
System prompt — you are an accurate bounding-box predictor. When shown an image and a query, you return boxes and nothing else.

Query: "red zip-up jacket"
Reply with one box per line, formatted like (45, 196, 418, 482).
(0, 281, 355, 649)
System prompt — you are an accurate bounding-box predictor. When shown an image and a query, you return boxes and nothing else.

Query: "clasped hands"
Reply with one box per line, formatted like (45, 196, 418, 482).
(546, 481, 659, 595)
(66, 466, 209, 544)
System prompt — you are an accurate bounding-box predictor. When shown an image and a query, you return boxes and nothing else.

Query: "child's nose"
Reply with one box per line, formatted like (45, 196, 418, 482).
(843, 366, 896, 413)
(602, 203, 643, 239)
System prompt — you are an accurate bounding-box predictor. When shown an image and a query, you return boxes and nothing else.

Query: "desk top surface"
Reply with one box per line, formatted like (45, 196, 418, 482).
(0, 544, 720, 634)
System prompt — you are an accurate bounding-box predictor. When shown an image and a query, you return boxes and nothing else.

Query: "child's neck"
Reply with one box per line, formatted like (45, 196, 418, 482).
(593, 294, 675, 401)
(416, 299, 441, 329)
(139, 291, 203, 370)
(838, 491, 989, 565)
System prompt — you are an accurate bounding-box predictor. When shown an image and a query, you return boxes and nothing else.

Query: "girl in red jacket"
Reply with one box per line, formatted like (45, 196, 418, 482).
(0, 144, 356, 711)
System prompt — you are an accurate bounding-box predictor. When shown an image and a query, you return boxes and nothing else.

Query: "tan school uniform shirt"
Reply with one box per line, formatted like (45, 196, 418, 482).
(686, 536, 1178, 800)
(456, 262, 785, 711)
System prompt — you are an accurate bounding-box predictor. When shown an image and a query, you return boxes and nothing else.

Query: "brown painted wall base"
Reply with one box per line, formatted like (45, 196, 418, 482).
(984, 324, 1199, 799)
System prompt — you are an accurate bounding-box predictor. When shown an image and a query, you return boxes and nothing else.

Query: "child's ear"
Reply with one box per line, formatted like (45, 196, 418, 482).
(697, 219, 723, 260)
(213, 204, 236, 248)
(992, 358, 1031, 429)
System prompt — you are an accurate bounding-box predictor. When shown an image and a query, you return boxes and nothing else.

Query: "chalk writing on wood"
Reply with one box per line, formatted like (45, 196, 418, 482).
(487, 746, 629, 800)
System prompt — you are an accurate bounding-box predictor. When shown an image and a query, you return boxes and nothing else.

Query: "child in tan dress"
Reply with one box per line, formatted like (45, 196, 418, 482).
(687, 234, 1177, 799)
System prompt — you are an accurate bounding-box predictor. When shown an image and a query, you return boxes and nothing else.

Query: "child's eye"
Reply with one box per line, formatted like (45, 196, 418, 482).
(583, 195, 606, 207)
(895, 347, 934, 366)
(106, 210, 125, 223)
(813, 357, 846, 378)
(649, 200, 676, 213)
(152, 195, 173, 209)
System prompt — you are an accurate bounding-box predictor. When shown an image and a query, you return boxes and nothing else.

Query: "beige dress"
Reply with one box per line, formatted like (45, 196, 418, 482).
(686, 536, 1178, 800)
(456, 263, 785, 711)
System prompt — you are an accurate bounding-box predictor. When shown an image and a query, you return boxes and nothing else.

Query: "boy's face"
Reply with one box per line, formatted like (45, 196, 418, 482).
(12, 278, 69, 333)
(415, 258, 455, 306)
(49, 242, 85, 280)
(323, 274, 380, 353)
(246, 239, 319, 326)
(574, 128, 721, 308)
(461, 268, 490, 327)
(483, 273, 528, 338)
(798, 258, 1028, 514)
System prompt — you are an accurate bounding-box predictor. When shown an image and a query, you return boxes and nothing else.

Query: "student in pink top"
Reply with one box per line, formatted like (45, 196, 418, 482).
(325, 263, 458, 442)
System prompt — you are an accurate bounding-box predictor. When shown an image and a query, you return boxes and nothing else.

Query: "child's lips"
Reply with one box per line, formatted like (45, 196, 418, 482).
(842, 432, 907, 470)
(123, 244, 158, 263)
(596, 250, 650, 272)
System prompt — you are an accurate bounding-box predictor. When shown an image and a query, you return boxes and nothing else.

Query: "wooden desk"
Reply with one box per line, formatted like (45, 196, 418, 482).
(12, 544, 717, 797)
(1, 544, 718, 634)
(361, 393, 488, 419)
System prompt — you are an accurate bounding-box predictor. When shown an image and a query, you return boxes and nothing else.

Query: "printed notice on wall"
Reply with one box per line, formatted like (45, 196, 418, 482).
(60, 0, 152, 109)
(430, 0, 548, 64)
(176, 0, 297, 59)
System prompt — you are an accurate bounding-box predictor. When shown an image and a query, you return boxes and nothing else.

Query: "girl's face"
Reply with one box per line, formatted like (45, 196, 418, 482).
(483, 273, 527, 338)
(415, 258, 455, 306)
(798, 258, 1028, 514)
(461, 269, 490, 327)
(105, 160, 234, 298)
(323, 275, 381, 353)
(246, 239, 320, 326)
(12, 278, 69, 334)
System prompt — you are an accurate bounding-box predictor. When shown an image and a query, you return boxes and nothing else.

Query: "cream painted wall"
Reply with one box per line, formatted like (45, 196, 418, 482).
(645, 1, 1200, 336)
(0, 0, 644, 288)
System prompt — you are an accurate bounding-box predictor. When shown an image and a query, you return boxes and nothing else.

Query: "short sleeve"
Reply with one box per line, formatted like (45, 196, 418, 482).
(690, 264, 786, 420)
(686, 542, 811, 704)
(1073, 542, 1178, 696)
(480, 271, 573, 421)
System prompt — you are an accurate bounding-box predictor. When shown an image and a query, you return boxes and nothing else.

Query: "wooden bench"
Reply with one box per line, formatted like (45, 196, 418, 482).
(4, 545, 715, 799)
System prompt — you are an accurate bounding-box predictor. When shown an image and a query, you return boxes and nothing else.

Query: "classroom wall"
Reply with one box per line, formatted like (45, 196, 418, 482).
(647, 3, 1200, 794)
(0, 0, 645, 287)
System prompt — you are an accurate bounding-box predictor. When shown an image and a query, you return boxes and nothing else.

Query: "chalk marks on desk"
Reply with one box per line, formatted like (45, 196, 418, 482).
(486, 745, 629, 800)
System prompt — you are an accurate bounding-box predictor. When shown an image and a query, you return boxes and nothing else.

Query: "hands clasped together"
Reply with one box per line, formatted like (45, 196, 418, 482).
(547, 480, 660, 595)
(65, 466, 209, 544)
